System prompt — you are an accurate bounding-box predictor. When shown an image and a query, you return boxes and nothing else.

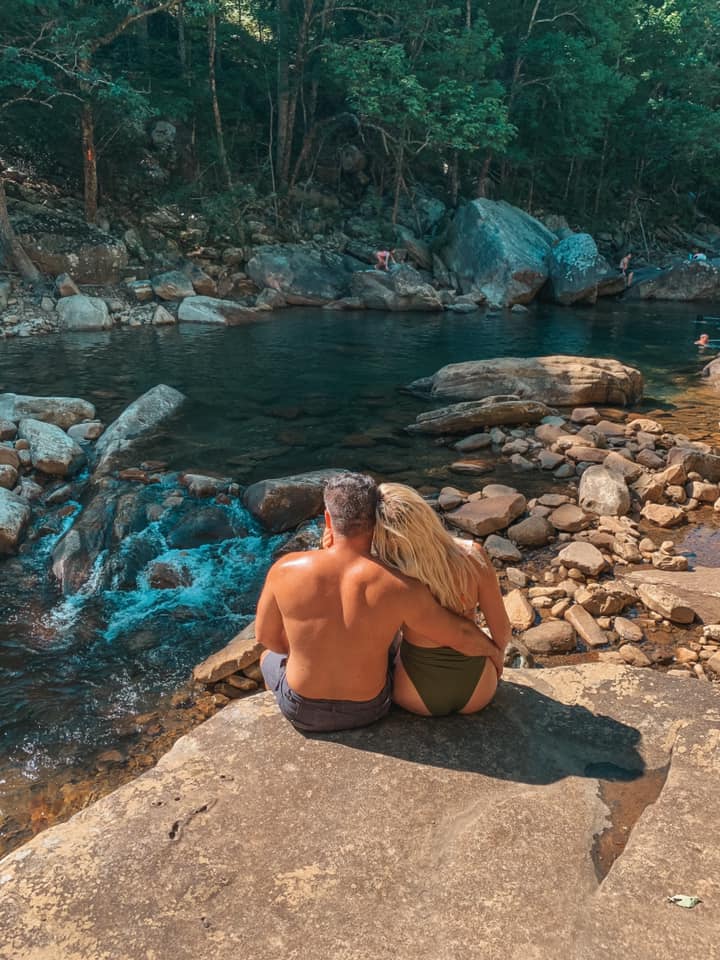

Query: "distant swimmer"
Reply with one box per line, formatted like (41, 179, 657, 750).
(375, 249, 395, 271)
(695, 333, 720, 348)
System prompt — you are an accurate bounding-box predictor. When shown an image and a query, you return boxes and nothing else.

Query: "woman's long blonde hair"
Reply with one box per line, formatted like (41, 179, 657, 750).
(373, 482, 485, 614)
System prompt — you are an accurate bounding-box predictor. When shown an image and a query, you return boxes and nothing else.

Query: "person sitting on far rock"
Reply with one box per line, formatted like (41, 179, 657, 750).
(690, 249, 708, 262)
(374, 483, 510, 717)
(375, 249, 395, 271)
(257, 473, 504, 733)
(619, 253, 633, 286)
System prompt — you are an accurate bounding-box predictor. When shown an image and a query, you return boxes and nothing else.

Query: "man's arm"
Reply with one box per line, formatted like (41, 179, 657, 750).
(255, 565, 289, 654)
(401, 581, 504, 673)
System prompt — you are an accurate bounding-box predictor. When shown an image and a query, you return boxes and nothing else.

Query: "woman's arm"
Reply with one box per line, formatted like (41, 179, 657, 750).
(472, 544, 511, 657)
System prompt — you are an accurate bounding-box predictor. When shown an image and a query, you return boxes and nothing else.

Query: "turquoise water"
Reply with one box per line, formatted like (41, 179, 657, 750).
(0, 299, 714, 802)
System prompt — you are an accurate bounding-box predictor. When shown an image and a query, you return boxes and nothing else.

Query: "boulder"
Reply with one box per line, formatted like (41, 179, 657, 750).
(438, 199, 554, 306)
(617, 567, 720, 624)
(547, 233, 619, 305)
(394, 226, 433, 271)
(574, 582, 635, 617)
(626, 260, 720, 301)
(409, 356, 643, 406)
(578, 465, 631, 517)
(0, 464, 18, 489)
(178, 296, 268, 325)
(243, 469, 346, 533)
(94, 384, 186, 475)
(635, 583, 695, 625)
(350, 265, 442, 312)
(564, 604, 607, 648)
(507, 515, 554, 548)
(151, 270, 196, 300)
(603, 451, 643, 483)
(407, 399, 551, 436)
(0, 393, 95, 430)
(0, 487, 31, 554)
(192, 621, 263, 684)
(445, 494, 527, 537)
(549, 504, 591, 533)
(521, 620, 576, 654)
(18, 418, 85, 476)
(56, 294, 112, 331)
(2, 666, 720, 960)
(504, 589, 535, 631)
(246, 245, 355, 304)
(557, 542, 607, 577)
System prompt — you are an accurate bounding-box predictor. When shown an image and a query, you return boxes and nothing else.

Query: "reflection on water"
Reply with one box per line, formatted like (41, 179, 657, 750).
(0, 300, 715, 811)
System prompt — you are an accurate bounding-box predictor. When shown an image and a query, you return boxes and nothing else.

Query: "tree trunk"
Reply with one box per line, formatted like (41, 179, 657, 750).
(276, 0, 291, 188)
(81, 97, 99, 224)
(392, 139, 405, 224)
(178, 2, 189, 83)
(208, 12, 233, 190)
(0, 173, 42, 284)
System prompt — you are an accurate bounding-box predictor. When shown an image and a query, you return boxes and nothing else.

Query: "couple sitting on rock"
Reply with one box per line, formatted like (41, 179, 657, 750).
(258, 473, 510, 732)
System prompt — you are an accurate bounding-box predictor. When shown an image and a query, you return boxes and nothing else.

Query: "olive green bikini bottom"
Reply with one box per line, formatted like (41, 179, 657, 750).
(399, 639, 487, 717)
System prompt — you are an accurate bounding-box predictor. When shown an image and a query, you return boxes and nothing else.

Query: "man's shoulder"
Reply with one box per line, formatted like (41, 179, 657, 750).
(267, 550, 319, 578)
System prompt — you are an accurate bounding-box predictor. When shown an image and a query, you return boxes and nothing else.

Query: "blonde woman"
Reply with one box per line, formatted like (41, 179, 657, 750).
(374, 483, 511, 717)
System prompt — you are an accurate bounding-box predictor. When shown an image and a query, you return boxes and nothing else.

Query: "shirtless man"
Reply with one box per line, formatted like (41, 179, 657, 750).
(258, 473, 504, 732)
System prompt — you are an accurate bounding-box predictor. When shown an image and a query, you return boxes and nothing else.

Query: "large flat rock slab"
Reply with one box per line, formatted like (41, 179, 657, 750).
(1, 665, 718, 960)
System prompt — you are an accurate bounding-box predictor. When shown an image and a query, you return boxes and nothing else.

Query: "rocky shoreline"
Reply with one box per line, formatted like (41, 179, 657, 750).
(2, 354, 720, 858)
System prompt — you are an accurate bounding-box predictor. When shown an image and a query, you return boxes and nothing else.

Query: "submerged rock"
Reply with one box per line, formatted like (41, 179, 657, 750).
(0, 488, 31, 554)
(244, 468, 346, 533)
(409, 356, 643, 406)
(407, 399, 551, 435)
(94, 384, 186, 475)
(439, 199, 554, 306)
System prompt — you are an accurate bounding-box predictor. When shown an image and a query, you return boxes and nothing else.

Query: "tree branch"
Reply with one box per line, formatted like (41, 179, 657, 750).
(91, 0, 180, 52)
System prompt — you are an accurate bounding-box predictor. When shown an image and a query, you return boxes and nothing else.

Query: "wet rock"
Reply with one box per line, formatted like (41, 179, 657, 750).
(438, 199, 554, 306)
(94, 384, 186, 475)
(507, 515, 554, 548)
(0, 488, 30, 554)
(18, 418, 85, 477)
(484, 535, 522, 563)
(180, 473, 227, 498)
(151, 270, 195, 300)
(547, 233, 618, 305)
(56, 294, 112, 331)
(0, 393, 96, 430)
(454, 433, 493, 453)
(449, 459, 494, 476)
(350, 265, 442, 312)
(246, 245, 355, 305)
(145, 560, 193, 590)
(192, 621, 263, 684)
(557, 542, 607, 577)
(409, 355, 643, 406)
(67, 421, 104, 442)
(578, 465, 630, 517)
(549, 504, 591, 533)
(504, 589, 535, 631)
(521, 620, 576, 654)
(564, 604, 607, 648)
(618, 643, 651, 667)
(407, 399, 551, 436)
(640, 503, 686, 528)
(244, 469, 346, 534)
(636, 583, 695, 625)
(445, 494, 527, 537)
(177, 296, 267, 325)
(166, 505, 243, 550)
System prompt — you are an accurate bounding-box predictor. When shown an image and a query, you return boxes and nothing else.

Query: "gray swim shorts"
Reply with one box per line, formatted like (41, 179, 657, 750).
(261, 651, 392, 733)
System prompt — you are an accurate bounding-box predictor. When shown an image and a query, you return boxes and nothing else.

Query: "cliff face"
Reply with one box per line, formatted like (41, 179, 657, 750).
(1, 664, 718, 960)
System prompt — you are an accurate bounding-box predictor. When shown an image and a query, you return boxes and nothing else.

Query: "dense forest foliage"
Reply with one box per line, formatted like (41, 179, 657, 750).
(1, 0, 718, 230)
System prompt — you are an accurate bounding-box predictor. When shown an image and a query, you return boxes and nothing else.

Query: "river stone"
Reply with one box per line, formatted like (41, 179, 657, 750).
(574, 582, 635, 617)
(565, 446, 608, 464)
(484, 535, 522, 563)
(0, 419, 16, 441)
(438, 199, 554, 306)
(192, 621, 263, 684)
(0, 464, 18, 489)
(409, 355, 643, 406)
(618, 643, 652, 667)
(616, 566, 720, 625)
(166, 506, 243, 550)
(56, 294, 112, 331)
(178, 296, 267, 325)
(243, 469, 346, 533)
(152, 305, 176, 326)
(18, 418, 85, 477)
(67, 420, 105, 442)
(445, 494, 526, 537)
(407, 399, 551, 436)
(578, 465, 630, 517)
(503, 589, 535, 631)
(246, 245, 354, 304)
(521, 620, 576, 654)
(547, 233, 618, 305)
(564, 604, 607, 648)
(2, 665, 719, 959)
(549, 504, 591, 533)
(438, 487, 465, 511)
(603, 451, 643, 482)
(0, 447, 20, 469)
(94, 384, 186, 475)
(614, 617, 644, 643)
(0, 487, 31, 554)
(350, 264, 442, 312)
(180, 473, 228, 498)
(151, 270, 195, 300)
(0, 393, 96, 430)
(449, 459, 494, 476)
(454, 433, 494, 453)
(666, 446, 720, 483)
(640, 503, 686, 528)
(557, 542, 607, 577)
(507, 515, 553, 548)
(635, 583, 695, 625)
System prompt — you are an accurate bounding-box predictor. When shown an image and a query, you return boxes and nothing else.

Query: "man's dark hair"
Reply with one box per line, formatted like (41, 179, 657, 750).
(324, 473, 377, 536)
